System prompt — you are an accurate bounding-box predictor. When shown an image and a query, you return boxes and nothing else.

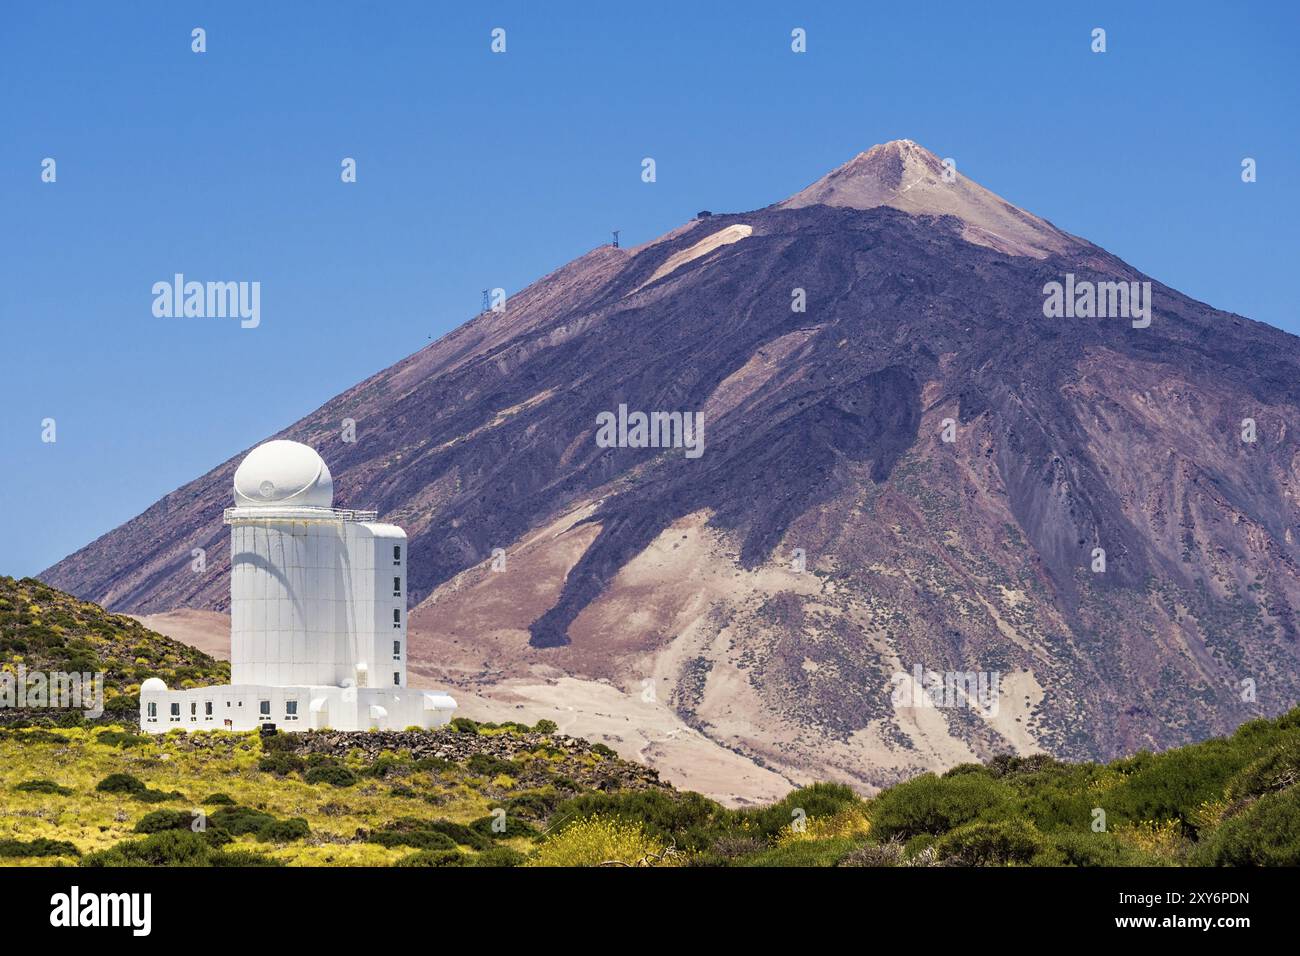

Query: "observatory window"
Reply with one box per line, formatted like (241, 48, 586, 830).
(393, 672, 401, 686)
(146, 702, 157, 719)
(204, 701, 213, 719)
(393, 576, 401, 597)
(393, 640, 402, 660)
(393, 609, 401, 629)
(259, 700, 271, 717)
(285, 700, 298, 720)
(393, 545, 401, 565)
(190, 702, 197, 720)
(169, 703, 180, 721)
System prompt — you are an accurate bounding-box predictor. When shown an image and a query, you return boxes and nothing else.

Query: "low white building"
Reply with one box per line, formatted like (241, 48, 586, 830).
(140, 440, 457, 733)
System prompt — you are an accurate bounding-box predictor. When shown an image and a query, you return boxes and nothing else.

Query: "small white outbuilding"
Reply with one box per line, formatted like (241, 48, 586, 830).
(140, 440, 457, 733)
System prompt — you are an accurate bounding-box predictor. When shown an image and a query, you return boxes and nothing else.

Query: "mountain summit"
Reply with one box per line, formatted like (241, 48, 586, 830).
(42, 142, 1300, 794)
(778, 139, 1078, 258)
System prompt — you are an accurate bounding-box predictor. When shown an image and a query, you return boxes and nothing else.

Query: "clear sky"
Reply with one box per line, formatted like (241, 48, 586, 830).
(2, 0, 1298, 577)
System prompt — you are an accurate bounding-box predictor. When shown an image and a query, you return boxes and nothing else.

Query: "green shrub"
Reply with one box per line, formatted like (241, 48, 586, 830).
(466, 753, 517, 777)
(933, 820, 1044, 866)
(471, 814, 540, 840)
(95, 772, 146, 795)
(743, 783, 862, 840)
(395, 849, 469, 866)
(206, 805, 307, 842)
(82, 831, 279, 867)
(533, 719, 558, 735)
(737, 837, 860, 867)
(591, 743, 616, 758)
(0, 838, 80, 858)
(1195, 789, 1300, 866)
(201, 792, 236, 805)
(94, 772, 180, 802)
(1225, 740, 1300, 802)
(450, 717, 480, 735)
(869, 774, 1012, 841)
(305, 765, 357, 787)
(14, 779, 72, 795)
(1042, 831, 1155, 867)
(95, 729, 147, 748)
(413, 756, 453, 773)
(134, 810, 194, 834)
(556, 789, 732, 851)
(474, 846, 527, 867)
(370, 829, 457, 851)
(258, 817, 310, 843)
(258, 752, 306, 776)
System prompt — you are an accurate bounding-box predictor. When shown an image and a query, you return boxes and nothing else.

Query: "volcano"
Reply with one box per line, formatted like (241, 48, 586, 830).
(42, 140, 1300, 796)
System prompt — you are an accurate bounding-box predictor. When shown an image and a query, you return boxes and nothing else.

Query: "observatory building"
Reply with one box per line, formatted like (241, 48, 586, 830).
(139, 440, 457, 733)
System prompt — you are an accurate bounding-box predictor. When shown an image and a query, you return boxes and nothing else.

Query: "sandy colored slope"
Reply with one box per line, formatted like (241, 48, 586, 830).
(130, 610, 232, 661)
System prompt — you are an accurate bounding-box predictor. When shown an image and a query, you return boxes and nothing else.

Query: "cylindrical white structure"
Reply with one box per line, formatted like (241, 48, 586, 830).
(224, 440, 409, 689)
(142, 439, 449, 734)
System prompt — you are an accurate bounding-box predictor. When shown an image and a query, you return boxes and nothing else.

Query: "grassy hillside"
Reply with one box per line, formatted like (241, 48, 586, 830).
(0, 706, 1297, 866)
(1, 577, 1296, 867)
(0, 576, 228, 721)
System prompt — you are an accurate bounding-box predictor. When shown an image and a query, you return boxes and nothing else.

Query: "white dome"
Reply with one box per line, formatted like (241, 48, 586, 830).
(140, 677, 168, 693)
(233, 440, 333, 509)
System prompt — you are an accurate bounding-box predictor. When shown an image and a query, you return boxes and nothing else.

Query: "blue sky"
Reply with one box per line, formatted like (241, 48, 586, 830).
(2, 0, 1298, 577)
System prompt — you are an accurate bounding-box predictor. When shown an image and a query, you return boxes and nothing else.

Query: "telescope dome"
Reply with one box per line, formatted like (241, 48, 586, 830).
(233, 440, 333, 508)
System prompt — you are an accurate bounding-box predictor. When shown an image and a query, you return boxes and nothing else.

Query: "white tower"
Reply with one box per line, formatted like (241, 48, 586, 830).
(139, 440, 456, 733)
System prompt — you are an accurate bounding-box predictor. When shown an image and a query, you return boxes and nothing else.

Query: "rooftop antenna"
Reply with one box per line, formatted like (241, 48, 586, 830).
(481, 289, 490, 313)
(611, 230, 620, 249)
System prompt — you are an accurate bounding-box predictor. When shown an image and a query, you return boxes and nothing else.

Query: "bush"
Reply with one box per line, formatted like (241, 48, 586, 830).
(738, 837, 861, 867)
(1195, 789, 1300, 866)
(591, 743, 616, 758)
(370, 829, 458, 851)
(95, 772, 146, 795)
(305, 765, 357, 787)
(471, 814, 540, 840)
(82, 831, 280, 867)
(449, 717, 480, 735)
(0, 838, 80, 858)
(554, 789, 731, 851)
(201, 792, 236, 805)
(933, 820, 1044, 866)
(204, 805, 308, 842)
(1225, 740, 1300, 802)
(258, 752, 306, 776)
(1042, 831, 1155, 867)
(869, 774, 1012, 841)
(838, 840, 905, 867)
(367, 818, 490, 851)
(395, 850, 470, 867)
(94, 772, 181, 802)
(134, 810, 194, 834)
(95, 730, 148, 748)
(533, 719, 558, 735)
(466, 753, 518, 777)
(258, 817, 310, 843)
(474, 846, 527, 867)
(528, 815, 671, 867)
(744, 783, 863, 840)
(413, 756, 453, 773)
(14, 779, 72, 795)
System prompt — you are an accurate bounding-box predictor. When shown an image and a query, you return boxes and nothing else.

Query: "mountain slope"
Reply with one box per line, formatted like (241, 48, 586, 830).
(41, 141, 1300, 790)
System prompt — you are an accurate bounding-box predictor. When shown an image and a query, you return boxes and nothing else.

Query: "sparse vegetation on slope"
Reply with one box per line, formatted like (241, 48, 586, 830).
(1, 706, 1298, 866)
(0, 576, 228, 723)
